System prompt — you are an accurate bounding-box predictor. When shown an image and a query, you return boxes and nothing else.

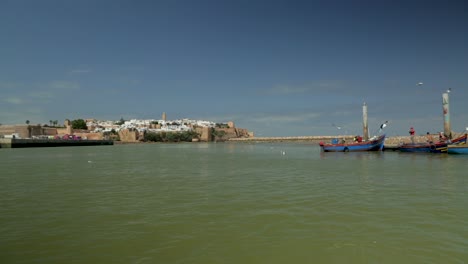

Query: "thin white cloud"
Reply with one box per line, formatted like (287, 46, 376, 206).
(22, 81, 80, 102)
(268, 84, 310, 95)
(69, 69, 91, 74)
(0, 80, 81, 125)
(262, 80, 345, 95)
(330, 110, 353, 117)
(0, 81, 23, 91)
(250, 112, 321, 124)
(49, 80, 80, 91)
(28, 91, 55, 99)
(0, 107, 45, 125)
(4, 97, 24, 105)
(201, 112, 321, 126)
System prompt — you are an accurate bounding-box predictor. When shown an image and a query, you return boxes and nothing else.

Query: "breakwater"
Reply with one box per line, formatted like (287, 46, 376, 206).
(229, 134, 463, 146)
(229, 136, 353, 143)
(0, 138, 113, 148)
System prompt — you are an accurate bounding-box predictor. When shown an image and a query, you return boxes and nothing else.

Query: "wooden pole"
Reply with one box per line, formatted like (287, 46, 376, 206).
(442, 92, 451, 138)
(363, 102, 369, 140)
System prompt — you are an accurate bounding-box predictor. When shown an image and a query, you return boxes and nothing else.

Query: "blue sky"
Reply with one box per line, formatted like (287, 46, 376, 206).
(1, 0, 467, 137)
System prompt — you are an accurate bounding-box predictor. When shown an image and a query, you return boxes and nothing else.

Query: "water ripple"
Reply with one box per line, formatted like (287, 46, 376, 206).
(1, 144, 467, 263)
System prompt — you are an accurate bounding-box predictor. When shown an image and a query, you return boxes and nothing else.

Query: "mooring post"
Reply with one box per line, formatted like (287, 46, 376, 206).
(363, 102, 369, 140)
(442, 92, 451, 139)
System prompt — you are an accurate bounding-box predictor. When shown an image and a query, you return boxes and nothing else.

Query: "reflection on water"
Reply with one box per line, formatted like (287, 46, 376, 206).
(1, 143, 467, 264)
(320, 151, 386, 160)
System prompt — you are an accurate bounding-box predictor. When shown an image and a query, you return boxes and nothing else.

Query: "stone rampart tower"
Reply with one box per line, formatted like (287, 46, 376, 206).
(64, 119, 73, 134)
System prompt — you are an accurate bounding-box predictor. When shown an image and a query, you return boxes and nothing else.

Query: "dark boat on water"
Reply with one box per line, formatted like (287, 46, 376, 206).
(447, 133, 468, 154)
(319, 134, 386, 152)
(398, 133, 466, 153)
(398, 141, 448, 153)
(450, 133, 467, 145)
(448, 144, 468, 154)
(319, 102, 387, 152)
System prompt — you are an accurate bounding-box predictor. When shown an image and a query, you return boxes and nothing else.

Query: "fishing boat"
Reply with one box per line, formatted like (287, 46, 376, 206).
(397, 134, 466, 154)
(447, 144, 468, 154)
(398, 141, 448, 153)
(450, 133, 467, 145)
(319, 134, 386, 152)
(446, 133, 467, 154)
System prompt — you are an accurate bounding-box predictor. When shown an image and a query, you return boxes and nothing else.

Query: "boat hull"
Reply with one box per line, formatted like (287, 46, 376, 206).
(451, 133, 467, 145)
(320, 135, 385, 152)
(398, 142, 448, 153)
(448, 145, 468, 154)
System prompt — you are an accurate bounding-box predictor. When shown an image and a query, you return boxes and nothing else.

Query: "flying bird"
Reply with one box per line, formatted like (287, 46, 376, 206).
(332, 123, 342, 130)
(417, 82, 423, 86)
(447, 88, 451, 93)
(379, 121, 388, 133)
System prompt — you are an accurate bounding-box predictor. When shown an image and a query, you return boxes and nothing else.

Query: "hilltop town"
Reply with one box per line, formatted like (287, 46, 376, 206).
(0, 112, 253, 143)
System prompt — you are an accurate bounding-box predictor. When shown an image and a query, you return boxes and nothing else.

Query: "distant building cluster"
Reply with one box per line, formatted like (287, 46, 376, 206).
(86, 118, 217, 133)
(0, 112, 252, 142)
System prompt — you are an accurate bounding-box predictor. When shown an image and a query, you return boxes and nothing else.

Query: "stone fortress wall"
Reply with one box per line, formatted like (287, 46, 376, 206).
(0, 120, 252, 142)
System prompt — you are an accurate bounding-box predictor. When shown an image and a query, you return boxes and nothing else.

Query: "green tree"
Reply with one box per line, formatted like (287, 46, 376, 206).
(166, 132, 180, 142)
(26, 120, 30, 125)
(160, 132, 167, 142)
(212, 129, 226, 142)
(103, 130, 120, 141)
(144, 132, 162, 142)
(116, 117, 125, 125)
(144, 130, 200, 143)
(215, 123, 228, 128)
(71, 119, 88, 130)
(180, 130, 199, 142)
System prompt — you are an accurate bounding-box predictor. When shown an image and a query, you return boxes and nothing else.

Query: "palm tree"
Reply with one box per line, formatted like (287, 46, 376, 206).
(49, 120, 53, 126)
(26, 120, 30, 125)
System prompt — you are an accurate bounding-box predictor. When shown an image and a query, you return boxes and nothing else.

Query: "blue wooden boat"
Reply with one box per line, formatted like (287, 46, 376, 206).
(446, 133, 468, 154)
(448, 144, 468, 154)
(398, 133, 466, 153)
(398, 141, 448, 153)
(319, 134, 385, 152)
(450, 133, 467, 145)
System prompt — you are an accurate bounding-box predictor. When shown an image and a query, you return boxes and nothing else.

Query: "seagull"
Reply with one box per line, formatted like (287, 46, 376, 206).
(379, 121, 388, 133)
(380, 121, 388, 130)
(332, 123, 342, 130)
(417, 82, 423, 86)
(447, 88, 451, 93)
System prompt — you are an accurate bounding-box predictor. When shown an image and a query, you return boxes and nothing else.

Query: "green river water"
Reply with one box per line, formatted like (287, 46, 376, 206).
(1, 143, 467, 263)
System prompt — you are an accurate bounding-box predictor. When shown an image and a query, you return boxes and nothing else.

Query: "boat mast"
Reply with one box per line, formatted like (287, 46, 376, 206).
(442, 90, 451, 139)
(363, 102, 369, 140)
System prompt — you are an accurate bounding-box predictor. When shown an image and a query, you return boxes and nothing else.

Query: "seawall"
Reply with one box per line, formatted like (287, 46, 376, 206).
(0, 139, 113, 148)
(229, 136, 353, 143)
(228, 134, 463, 145)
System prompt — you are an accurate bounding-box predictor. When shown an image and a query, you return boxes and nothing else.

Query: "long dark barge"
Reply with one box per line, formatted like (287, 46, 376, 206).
(0, 138, 113, 148)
